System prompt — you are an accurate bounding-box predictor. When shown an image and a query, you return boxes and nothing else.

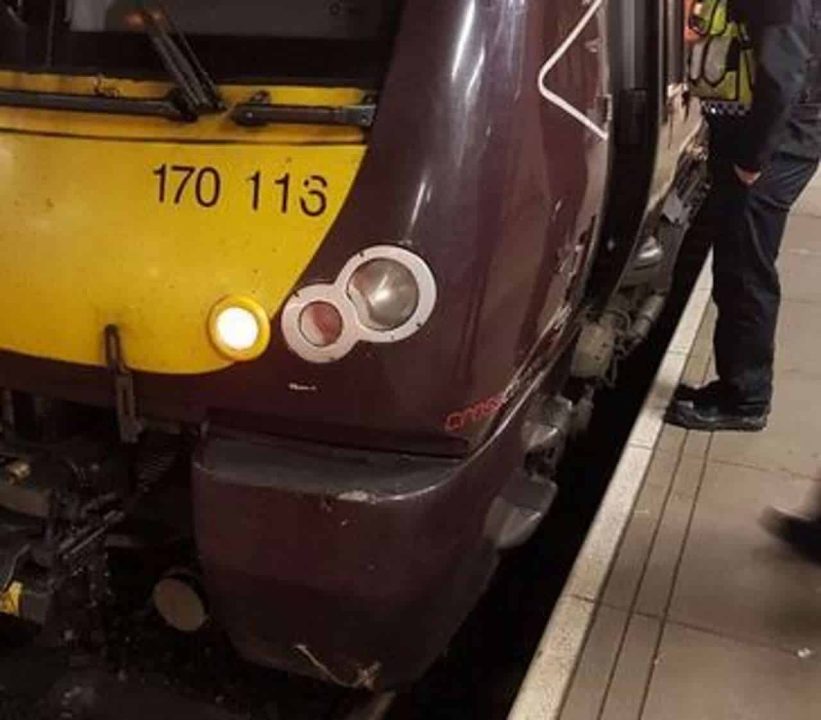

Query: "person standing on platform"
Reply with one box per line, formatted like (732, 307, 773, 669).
(667, 0, 821, 432)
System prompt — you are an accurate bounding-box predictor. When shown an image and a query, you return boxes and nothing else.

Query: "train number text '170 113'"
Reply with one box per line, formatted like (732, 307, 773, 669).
(152, 164, 330, 217)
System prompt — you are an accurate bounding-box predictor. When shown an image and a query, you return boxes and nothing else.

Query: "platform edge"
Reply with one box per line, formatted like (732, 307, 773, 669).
(507, 254, 713, 720)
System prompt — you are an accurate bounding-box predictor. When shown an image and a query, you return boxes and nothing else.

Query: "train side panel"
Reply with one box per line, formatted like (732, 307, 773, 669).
(192, 0, 612, 686)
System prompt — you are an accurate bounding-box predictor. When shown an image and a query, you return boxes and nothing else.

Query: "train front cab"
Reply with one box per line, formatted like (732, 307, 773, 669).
(0, 0, 704, 690)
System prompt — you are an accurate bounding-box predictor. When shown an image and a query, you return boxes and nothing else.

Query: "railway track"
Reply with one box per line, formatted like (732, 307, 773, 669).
(0, 611, 396, 720)
(335, 693, 397, 720)
(0, 653, 395, 720)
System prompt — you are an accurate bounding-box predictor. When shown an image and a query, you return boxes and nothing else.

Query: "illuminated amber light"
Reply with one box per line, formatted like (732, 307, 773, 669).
(208, 296, 271, 362)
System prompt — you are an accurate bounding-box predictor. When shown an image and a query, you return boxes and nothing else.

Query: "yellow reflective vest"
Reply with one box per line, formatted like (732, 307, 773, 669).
(688, 0, 756, 112)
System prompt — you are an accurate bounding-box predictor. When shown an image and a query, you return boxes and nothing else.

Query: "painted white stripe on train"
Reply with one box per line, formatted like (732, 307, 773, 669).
(537, 0, 609, 141)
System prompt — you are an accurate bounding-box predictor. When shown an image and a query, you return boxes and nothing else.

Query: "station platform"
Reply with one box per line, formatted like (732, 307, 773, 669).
(509, 196, 821, 720)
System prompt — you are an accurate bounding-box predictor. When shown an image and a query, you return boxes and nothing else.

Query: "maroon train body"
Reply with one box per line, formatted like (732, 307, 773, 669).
(0, 0, 705, 689)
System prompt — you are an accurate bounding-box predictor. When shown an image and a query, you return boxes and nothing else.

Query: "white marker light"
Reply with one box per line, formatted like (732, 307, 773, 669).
(208, 296, 271, 361)
(216, 307, 260, 351)
(348, 259, 420, 332)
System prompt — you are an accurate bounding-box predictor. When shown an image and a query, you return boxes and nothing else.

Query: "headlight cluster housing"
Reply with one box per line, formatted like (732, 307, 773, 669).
(281, 245, 437, 363)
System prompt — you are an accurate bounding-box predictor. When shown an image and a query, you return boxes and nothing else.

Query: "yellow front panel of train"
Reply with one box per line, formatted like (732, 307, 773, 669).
(0, 78, 366, 374)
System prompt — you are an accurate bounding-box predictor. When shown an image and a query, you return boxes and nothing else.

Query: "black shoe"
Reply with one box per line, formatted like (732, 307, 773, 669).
(762, 508, 821, 564)
(665, 382, 768, 432)
(672, 380, 725, 404)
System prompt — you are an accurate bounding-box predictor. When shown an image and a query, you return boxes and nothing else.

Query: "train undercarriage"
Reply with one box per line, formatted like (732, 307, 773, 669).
(0, 399, 191, 639)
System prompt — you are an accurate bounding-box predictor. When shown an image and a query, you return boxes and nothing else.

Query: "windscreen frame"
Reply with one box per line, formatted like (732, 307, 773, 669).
(0, 0, 403, 86)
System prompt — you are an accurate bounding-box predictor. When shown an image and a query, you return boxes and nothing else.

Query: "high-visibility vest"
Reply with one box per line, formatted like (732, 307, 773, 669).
(688, 0, 755, 112)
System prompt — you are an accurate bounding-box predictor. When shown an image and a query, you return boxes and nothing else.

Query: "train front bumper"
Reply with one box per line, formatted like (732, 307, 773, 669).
(191, 433, 515, 689)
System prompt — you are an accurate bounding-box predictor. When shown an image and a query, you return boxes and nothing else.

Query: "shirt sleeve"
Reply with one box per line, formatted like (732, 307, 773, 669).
(734, 9, 812, 172)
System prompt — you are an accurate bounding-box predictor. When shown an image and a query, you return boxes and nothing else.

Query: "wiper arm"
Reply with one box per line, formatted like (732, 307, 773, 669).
(137, 1, 224, 119)
(0, 87, 190, 121)
(231, 92, 377, 129)
(1, 2, 25, 30)
(0, 1, 223, 123)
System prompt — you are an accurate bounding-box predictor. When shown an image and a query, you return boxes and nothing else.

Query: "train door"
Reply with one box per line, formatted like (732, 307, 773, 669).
(517, 0, 613, 361)
(588, 0, 706, 311)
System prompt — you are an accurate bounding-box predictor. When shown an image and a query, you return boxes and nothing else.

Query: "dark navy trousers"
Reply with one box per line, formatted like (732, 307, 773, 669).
(708, 120, 820, 409)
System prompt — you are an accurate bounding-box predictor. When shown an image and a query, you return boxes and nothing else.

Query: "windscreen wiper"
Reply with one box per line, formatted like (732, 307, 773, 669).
(231, 91, 377, 129)
(137, 1, 224, 119)
(0, 88, 196, 121)
(0, 0, 223, 122)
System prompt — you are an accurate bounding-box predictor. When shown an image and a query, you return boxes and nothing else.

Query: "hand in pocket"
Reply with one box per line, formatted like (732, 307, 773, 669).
(734, 165, 762, 186)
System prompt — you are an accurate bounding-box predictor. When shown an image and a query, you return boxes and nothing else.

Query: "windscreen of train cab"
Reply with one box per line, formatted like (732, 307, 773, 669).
(0, 1, 402, 85)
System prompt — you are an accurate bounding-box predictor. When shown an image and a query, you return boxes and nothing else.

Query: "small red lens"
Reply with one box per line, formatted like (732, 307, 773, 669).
(299, 302, 344, 348)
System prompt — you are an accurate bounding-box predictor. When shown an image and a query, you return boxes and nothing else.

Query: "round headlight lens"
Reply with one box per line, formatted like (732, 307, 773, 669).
(208, 296, 271, 361)
(347, 259, 420, 331)
(215, 307, 260, 352)
(299, 301, 344, 348)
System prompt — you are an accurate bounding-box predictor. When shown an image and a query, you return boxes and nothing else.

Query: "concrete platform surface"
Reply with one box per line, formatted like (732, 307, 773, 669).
(510, 207, 821, 720)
